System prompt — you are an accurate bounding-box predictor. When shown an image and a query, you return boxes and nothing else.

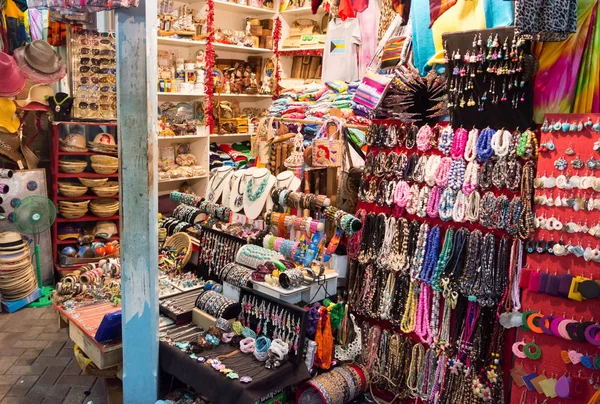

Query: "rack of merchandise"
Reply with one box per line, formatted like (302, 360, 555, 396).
(50, 122, 120, 276)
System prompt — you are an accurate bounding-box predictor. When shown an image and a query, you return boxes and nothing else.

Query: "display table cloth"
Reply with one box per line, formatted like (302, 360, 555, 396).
(159, 341, 310, 404)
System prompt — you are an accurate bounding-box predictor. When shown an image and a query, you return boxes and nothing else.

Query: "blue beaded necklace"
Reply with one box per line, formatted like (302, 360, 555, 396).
(437, 126, 454, 156)
(447, 159, 466, 191)
(438, 188, 457, 221)
(476, 128, 495, 162)
(246, 172, 271, 202)
(419, 226, 441, 283)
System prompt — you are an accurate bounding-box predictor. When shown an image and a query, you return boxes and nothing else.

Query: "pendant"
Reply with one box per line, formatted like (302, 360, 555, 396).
(55, 105, 61, 112)
(207, 192, 214, 201)
(234, 195, 243, 207)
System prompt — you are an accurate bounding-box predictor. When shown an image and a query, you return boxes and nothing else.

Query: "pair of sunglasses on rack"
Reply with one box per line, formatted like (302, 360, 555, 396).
(79, 76, 116, 85)
(79, 66, 116, 74)
(78, 102, 116, 111)
(78, 48, 115, 56)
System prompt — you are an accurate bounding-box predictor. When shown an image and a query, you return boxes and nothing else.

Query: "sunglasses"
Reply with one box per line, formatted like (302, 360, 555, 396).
(79, 48, 116, 56)
(100, 86, 116, 93)
(80, 57, 115, 66)
(79, 76, 99, 85)
(79, 102, 99, 110)
(79, 66, 101, 73)
(78, 84, 99, 92)
(100, 103, 116, 111)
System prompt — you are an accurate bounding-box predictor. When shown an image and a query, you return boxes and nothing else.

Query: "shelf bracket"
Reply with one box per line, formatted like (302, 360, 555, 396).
(116, 0, 159, 401)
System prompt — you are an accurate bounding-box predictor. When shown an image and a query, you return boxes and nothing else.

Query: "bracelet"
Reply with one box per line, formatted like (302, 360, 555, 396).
(240, 337, 255, 353)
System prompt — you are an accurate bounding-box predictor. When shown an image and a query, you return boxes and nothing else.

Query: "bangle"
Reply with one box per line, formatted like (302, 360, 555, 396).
(585, 324, 600, 345)
(527, 313, 544, 334)
(539, 314, 554, 335)
(240, 337, 255, 353)
(557, 319, 577, 340)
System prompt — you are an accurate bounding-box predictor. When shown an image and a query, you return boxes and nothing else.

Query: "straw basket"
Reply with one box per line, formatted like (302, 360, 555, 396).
(163, 232, 192, 267)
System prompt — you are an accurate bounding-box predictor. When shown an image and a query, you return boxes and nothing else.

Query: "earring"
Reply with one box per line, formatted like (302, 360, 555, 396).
(572, 156, 584, 169)
(512, 340, 527, 358)
(539, 139, 555, 152)
(585, 117, 594, 128)
(524, 340, 542, 360)
(593, 118, 600, 132)
(554, 157, 568, 171)
(565, 143, 575, 155)
(553, 120, 562, 131)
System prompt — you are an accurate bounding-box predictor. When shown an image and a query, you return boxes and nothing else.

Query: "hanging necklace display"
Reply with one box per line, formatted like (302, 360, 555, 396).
(207, 167, 233, 202)
(246, 171, 271, 201)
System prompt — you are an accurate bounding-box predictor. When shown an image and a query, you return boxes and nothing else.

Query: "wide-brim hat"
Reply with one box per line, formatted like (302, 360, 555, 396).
(0, 242, 29, 254)
(0, 99, 21, 134)
(0, 232, 25, 249)
(0, 131, 26, 165)
(14, 43, 67, 85)
(0, 248, 30, 262)
(0, 53, 27, 98)
(16, 84, 54, 109)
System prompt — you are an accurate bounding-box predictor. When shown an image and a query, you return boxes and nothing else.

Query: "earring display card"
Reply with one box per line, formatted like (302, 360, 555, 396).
(442, 27, 535, 130)
(70, 28, 117, 121)
(511, 113, 600, 404)
(239, 286, 308, 365)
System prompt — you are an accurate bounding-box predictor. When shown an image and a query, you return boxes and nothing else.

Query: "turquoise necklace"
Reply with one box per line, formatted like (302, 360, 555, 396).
(246, 172, 270, 202)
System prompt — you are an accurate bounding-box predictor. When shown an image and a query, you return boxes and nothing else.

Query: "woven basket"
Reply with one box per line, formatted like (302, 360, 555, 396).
(163, 232, 192, 267)
(91, 164, 118, 175)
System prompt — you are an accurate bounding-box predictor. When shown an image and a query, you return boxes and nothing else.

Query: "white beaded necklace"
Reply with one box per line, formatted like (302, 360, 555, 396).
(424, 155, 441, 186)
(452, 191, 467, 223)
(491, 129, 510, 157)
(463, 128, 479, 162)
(466, 190, 481, 222)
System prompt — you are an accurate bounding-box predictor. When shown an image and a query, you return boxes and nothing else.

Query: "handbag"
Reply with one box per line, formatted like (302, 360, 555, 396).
(334, 313, 362, 361)
(352, 71, 392, 110)
(380, 35, 407, 69)
(311, 117, 343, 168)
(251, 116, 275, 167)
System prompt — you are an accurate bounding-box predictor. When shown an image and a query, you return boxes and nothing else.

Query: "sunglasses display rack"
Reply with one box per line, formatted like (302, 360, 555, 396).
(69, 28, 117, 121)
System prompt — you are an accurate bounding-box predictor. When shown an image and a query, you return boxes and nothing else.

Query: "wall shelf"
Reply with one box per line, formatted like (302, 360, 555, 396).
(159, 175, 208, 183)
(57, 173, 119, 179)
(213, 1, 275, 16)
(56, 236, 120, 245)
(280, 6, 314, 15)
(158, 37, 206, 47)
(158, 92, 206, 97)
(158, 134, 208, 140)
(213, 42, 273, 54)
(57, 195, 119, 201)
(56, 214, 120, 223)
(279, 46, 324, 53)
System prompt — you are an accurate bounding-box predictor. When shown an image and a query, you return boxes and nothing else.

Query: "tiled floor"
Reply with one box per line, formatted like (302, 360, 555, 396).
(0, 307, 107, 404)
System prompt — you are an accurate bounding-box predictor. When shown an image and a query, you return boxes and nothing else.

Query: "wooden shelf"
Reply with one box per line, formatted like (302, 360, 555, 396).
(159, 175, 207, 183)
(158, 134, 208, 140)
(158, 92, 205, 97)
(58, 151, 117, 156)
(158, 37, 206, 47)
(280, 6, 316, 15)
(53, 121, 118, 127)
(214, 93, 273, 98)
(210, 133, 251, 142)
(213, 42, 273, 54)
(56, 214, 120, 223)
(279, 46, 324, 53)
(57, 173, 119, 178)
(56, 236, 120, 245)
(57, 195, 119, 201)
(214, 1, 275, 15)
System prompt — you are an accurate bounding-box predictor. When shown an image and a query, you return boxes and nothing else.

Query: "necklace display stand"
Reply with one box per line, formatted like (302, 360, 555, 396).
(243, 168, 275, 221)
(206, 167, 233, 204)
(229, 167, 256, 212)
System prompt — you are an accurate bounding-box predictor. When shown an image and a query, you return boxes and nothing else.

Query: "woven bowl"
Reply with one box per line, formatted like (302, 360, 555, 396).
(59, 165, 87, 174)
(58, 187, 88, 198)
(89, 207, 119, 218)
(90, 155, 119, 165)
(79, 177, 109, 187)
(90, 198, 119, 209)
(91, 181, 119, 197)
(59, 200, 90, 209)
(163, 232, 192, 267)
(91, 164, 118, 175)
(59, 210, 88, 219)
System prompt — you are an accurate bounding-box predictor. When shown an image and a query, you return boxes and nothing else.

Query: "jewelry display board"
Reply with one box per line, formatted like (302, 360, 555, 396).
(511, 113, 600, 404)
(70, 28, 117, 121)
(239, 286, 308, 365)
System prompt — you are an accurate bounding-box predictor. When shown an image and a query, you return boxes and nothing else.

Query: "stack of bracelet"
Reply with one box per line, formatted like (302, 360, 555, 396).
(270, 188, 330, 211)
(269, 212, 324, 235)
(170, 191, 203, 207)
(261, 234, 299, 260)
(197, 200, 231, 222)
(171, 204, 203, 224)
(197, 227, 245, 276)
(235, 244, 283, 269)
(323, 206, 363, 235)
(221, 263, 254, 288)
(195, 290, 241, 319)
(299, 363, 370, 403)
(279, 268, 303, 289)
(161, 218, 193, 236)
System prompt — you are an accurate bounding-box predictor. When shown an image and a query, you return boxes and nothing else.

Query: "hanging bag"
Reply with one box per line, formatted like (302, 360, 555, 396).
(311, 117, 343, 168)
(352, 71, 393, 110)
(334, 313, 362, 361)
(251, 116, 275, 167)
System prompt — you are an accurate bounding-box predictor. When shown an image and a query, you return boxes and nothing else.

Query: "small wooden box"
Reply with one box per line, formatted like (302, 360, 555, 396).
(260, 19, 274, 29)
(251, 35, 260, 48)
(265, 36, 273, 50)
(250, 25, 263, 36)
(259, 36, 266, 49)
(262, 29, 272, 37)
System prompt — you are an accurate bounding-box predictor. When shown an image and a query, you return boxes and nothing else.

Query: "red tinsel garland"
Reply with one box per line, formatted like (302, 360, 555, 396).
(272, 16, 282, 99)
(278, 49, 324, 57)
(204, 0, 216, 130)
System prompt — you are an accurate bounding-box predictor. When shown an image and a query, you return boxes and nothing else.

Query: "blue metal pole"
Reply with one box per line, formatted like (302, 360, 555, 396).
(115, 0, 159, 401)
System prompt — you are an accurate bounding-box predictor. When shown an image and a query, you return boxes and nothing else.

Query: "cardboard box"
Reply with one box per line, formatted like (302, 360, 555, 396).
(265, 36, 273, 49)
(250, 24, 263, 36)
(260, 19, 274, 30)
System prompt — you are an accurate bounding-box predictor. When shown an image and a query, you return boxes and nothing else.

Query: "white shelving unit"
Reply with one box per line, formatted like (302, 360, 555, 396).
(277, 6, 326, 85)
(157, 0, 275, 201)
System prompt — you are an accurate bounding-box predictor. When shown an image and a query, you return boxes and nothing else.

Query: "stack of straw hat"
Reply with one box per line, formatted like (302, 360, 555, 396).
(0, 232, 37, 301)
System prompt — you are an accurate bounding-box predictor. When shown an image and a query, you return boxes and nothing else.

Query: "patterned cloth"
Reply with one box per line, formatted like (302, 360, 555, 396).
(532, 0, 600, 122)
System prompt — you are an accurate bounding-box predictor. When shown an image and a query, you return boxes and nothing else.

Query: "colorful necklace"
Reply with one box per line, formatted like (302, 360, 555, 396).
(246, 172, 270, 202)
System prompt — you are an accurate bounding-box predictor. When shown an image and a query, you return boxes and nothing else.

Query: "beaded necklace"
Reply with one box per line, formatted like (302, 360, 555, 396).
(443, 228, 469, 288)
(393, 180, 410, 209)
(420, 225, 441, 283)
(424, 154, 441, 186)
(405, 184, 420, 215)
(451, 127, 468, 159)
(476, 127, 495, 162)
(505, 196, 522, 236)
(404, 221, 421, 272)
(405, 124, 418, 149)
(491, 157, 508, 188)
(491, 129, 510, 157)
(397, 218, 410, 271)
(416, 124, 433, 151)
(457, 229, 482, 298)
(427, 186, 442, 218)
(429, 290, 442, 344)
(434, 157, 453, 187)
(466, 190, 481, 223)
(477, 233, 496, 306)
(518, 161, 535, 238)
(385, 124, 397, 148)
(448, 158, 466, 190)
(463, 128, 478, 162)
(478, 191, 496, 228)
(451, 191, 467, 223)
(462, 161, 479, 195)
(416, 185, 430, 218)
(478, 159, 493, 190)
(400, 280, 419, 333)
(437, 126, 454, 155)
(390, 274, 409, 326)
(410, 222, 429, 280)
(415, 282, 432, 343)
(432, 227, 454, 291)
(379, 272, 396, 320)
(379, 216, 396, 267)
(405, 153, 420, 181)
(438, 188, 457, 221)
(396, 153, 407, 179)
(505, 157, 522, 191)
(413, 155, 428, 183)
